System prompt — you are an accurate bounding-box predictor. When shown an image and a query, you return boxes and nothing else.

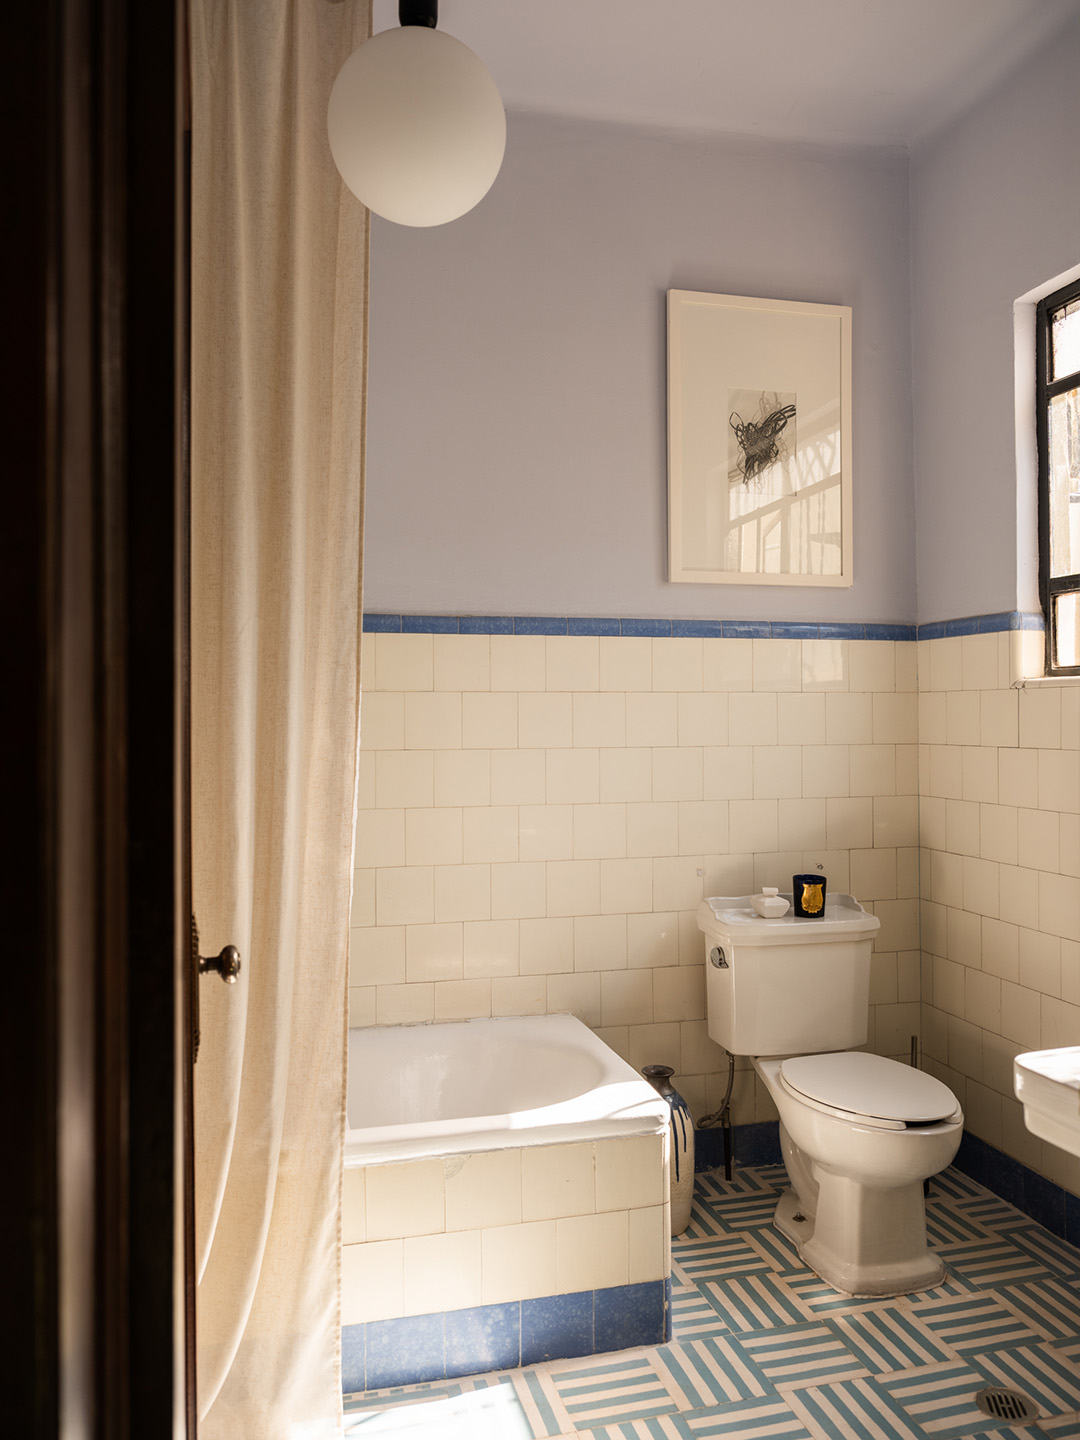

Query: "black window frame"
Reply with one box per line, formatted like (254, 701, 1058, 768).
(1037, 275, 1080, 677)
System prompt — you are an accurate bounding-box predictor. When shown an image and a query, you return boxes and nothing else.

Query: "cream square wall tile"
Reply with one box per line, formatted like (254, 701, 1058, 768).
(481, 1219, 557, 1304)
(574, 914, 628, 971)
(627, 802, 680, 857)
(434, 750, 490, 808)
(826, 692, 873, 745)
(366, 1159, 445, 1240)
(703, 746, 754, 799)
(626, 693, 679, 747)
(356, 750, 376, 811)
(678, 693, 728, 747)
(360, 692, 405, 750)
(463, 806, 519, 864)
(600, 858, 654, 915)
(778, 797, 827, 850)
(490, 635, 545, 691)
(919, 692, 947, 746)
(873, 692, 918, 744)
(999, 749, 1039, 809)
(435, 978, 492, 1020)
(653, 966, 706, 1023)
(629, 1205, 669, 1284)
(375, 633, 432, 692)
(406, 922, 463, 982)
(1020, 687, 1062, 750)
(1019, 808, 1060, 874)
(342, 1239, 403, 1324)
(375, 751, 434, 810)
(962, 747, 998, 804)
(356, 809, 405, 870)
(404, 1229, 482, 1316)
(946, 691, 981, 746)
(547, 859, 601, 917)
(678, 801, 729, 857)
(802, 639, 848, 691)
(547, 636, 600, 692)
(522, 1143, 595, 1221)
(433, 864, 491, 923)
(406, 808, 464, 867)
(729, 693, 778, 747)
(777, 692, 826, 746)
(600, 748, 653, 803)
(753, 639, 801, 692)
(492, 976, 547, 1015)
(547, 749, 600, 805)
(462, 692, 518, 749)
(981, 689, 1019, 748)
(653, 637, 703, 692)
(445, 1149, 521, 1231)
(1040, 750, 1080, 814)
(627, 912, 680, 969)
(654, 748, 704, 802)
(929, 637, 963, 693)
(404, 692, 462, 749)
(652, 856, 706, 911)
(573, 692, 626, 749)
(850, 745, 896, 797)
(545, 972, 601, 1025)
(595, 1134, 666, 1211)
(376, 866, 434, 926)
(348, 985, 376, 1027)
(574, 804, 628, 859)
(491, 749, 546, 806)
(463, 918, 519, 976)
(601, 969, 653, 1025)
(519, 805, 574, 861)
(352, 925, 405, 986)
(434, 634, 490, 691)
(703, 637, 753, 690)
(801, 746, 849, 798)
(491, 862, 547, 920)
(599, 637, 652, 692)
(519, 692, 573, 749)
(520, 916, 574, 974)
(556, 1210, 629, 1293)
(961, 635, 999, 691)
(753, 746, 802, 799)
(849, 640, 895, 693)
(377, 982, 434, 1025)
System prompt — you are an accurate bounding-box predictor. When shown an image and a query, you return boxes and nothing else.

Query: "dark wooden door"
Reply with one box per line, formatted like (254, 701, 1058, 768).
(2, 0, 195, 1434)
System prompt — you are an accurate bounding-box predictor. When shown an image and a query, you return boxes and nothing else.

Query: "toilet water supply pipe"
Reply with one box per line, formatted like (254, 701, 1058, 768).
(697, 1049, 736, 1181)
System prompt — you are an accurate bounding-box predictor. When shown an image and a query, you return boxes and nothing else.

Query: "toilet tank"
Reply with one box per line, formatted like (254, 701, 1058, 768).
(697, 894, 880, 1057)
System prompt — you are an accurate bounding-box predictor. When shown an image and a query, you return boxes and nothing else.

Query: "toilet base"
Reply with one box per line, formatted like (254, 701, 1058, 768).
(773, 1180, 945, 1298)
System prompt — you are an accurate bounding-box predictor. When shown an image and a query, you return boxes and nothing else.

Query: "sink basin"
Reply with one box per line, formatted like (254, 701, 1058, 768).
(1014, 1047, 1080, 1156)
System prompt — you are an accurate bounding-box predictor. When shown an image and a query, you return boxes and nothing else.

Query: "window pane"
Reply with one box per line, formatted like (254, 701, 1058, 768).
(1054, 591, 1080, 669)
(1048, 385, 1080, 578)
(1053, 300, 1080, 380)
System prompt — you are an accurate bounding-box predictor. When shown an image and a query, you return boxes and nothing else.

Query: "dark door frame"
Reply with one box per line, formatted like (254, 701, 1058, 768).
(2, 0, 191, 1434)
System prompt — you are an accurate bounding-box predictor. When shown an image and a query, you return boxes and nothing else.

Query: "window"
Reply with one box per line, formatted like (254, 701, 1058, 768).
(1038, 277, 1080, 675)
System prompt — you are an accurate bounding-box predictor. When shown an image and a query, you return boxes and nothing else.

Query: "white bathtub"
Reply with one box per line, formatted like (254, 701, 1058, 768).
(340, 1014, 674, 1391)
(345, 1012, 670, 1166)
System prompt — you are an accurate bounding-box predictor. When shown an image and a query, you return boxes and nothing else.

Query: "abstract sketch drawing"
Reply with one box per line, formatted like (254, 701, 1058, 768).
(728, 389, 797, 484)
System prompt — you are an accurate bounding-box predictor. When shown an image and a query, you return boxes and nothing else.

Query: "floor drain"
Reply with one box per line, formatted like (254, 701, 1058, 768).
(974, 1388, 1039, 1423)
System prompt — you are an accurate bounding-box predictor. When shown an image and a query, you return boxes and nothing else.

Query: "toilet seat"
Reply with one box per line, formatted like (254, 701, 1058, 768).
(779, 1052, 958, 1126)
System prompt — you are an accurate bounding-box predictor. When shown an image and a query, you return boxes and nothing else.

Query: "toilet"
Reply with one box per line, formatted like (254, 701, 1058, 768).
(698, 893, 963, 1297)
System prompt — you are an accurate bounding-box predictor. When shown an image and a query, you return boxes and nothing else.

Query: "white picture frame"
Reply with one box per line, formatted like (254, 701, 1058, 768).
(667, 289, 853, 586)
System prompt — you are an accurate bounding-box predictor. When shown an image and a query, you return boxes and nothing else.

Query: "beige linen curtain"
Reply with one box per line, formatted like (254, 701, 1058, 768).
(190, 1, 370, 1434)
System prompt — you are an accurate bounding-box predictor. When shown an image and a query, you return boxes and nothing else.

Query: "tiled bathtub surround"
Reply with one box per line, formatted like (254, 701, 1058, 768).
(344, 1162, 1080, 1436)
(350, 628, 921, 1126)
(341, 1134, 670, 1387)
(918, 630, 1080, 1194)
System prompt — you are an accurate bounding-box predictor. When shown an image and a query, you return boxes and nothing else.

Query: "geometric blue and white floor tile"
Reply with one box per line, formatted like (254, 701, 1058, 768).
(343, 1165, 1080, 1439)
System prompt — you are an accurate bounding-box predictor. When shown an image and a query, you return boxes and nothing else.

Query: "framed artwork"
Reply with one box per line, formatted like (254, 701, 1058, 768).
(667, 289, 852, 586)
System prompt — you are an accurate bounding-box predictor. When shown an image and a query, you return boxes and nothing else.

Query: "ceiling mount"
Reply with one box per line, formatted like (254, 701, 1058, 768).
(399, 0, 436, 27)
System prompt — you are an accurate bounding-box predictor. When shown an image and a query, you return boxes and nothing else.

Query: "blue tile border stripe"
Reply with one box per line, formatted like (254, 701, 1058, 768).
(341, 1278, 669, 1394)
(953, 1130, 1080, 1246)
(362, 610, 1043, 639)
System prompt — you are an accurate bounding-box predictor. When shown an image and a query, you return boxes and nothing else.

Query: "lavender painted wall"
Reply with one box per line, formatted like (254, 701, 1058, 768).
(364, 114, 915, 623)
(910, 19, 1080, 625)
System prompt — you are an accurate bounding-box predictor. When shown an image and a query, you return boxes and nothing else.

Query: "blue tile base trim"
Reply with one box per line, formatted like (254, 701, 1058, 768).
(952, 1130, 1078, 1240)
(362, 609, 1044, 640)
(694, 1121, 783, 1173)
(341, 1278, 668, 1393)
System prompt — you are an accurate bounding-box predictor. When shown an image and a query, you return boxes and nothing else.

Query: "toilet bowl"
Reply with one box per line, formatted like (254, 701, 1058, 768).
(754, 1051, 962, 1295)
(697, 894, 963, 1298)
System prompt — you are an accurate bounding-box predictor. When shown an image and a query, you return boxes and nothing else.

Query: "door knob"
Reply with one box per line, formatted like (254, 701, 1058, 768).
(199, 944, 242, 983)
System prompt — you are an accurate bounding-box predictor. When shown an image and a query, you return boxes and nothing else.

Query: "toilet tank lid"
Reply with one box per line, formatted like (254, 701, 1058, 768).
(698, 894, 880, 943)
(780, 1052, 958, 1124)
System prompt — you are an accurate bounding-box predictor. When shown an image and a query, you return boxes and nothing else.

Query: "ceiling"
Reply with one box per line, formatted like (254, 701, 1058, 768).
(372, 0, 1080, 148)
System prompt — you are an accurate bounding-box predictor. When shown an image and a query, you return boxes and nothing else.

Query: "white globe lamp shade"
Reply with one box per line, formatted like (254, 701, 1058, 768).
(328, 26, 506, 227)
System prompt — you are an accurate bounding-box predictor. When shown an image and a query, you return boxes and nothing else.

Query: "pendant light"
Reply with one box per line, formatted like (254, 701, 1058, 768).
(328, 0, 506, 227)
